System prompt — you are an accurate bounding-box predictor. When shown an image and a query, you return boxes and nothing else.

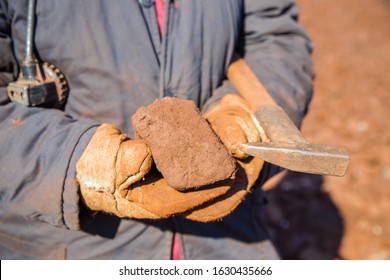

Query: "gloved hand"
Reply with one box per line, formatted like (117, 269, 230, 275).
(184, 156, 264, 222)
(76, 123, 236, 220)
(112, 156, 263, 222)
(183, 94, 266, 222)
(124, 93, 267, 221)
(204, 94, 268, 159)
(76, 123, 153, 218)
(76, 101, 265, 222)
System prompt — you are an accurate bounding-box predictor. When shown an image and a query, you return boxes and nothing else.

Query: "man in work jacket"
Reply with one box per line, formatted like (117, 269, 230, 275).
(0, 0, 313, 259)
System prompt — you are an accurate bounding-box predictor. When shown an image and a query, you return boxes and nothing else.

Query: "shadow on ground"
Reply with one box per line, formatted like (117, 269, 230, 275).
(262, 171, 344, 259)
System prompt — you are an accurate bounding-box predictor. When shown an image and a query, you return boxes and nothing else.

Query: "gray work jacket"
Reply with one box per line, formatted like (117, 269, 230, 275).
(0, 0, 313, 259)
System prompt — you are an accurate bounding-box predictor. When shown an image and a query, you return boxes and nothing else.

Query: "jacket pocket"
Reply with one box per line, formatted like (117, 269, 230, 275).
(0, 231, 66, 260)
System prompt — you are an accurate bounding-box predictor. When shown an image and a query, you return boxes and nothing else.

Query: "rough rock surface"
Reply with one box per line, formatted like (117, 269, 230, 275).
(132, 97, 236, 190)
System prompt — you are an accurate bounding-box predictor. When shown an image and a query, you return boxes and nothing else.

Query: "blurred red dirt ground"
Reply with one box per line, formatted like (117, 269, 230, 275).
(262, 0, 390, 259)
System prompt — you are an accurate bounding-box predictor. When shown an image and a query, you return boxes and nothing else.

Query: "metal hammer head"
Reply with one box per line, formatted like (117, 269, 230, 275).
(241, 141, 350, 176)
(243, 104, 350, 177)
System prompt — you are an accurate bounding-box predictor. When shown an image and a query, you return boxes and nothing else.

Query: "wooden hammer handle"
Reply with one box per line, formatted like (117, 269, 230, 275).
(226, 56, 276, 111)
(227, 55, 307, 144)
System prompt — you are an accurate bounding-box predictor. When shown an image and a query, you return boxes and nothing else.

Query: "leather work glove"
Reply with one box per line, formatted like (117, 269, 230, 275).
(76, 123, 262, 222)
(76, 123, 233, 220)
(113, 156, 263, 222)
(184, 156, 264, 222)
(118, 167, 234, 219)
(204, 94, 268, 159)
(76, 124, 154, 218)
(76, 124, 238, 219)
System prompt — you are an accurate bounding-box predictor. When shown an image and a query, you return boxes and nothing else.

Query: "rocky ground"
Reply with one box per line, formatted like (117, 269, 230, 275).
(262, 0, 390, 259)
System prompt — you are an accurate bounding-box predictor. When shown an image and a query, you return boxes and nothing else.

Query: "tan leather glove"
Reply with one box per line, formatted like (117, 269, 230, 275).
(76, 123, 237, 220)
(76, 123, 153, 218)
(115, 157, 263, 222)
(119, 167, 234, 219)
(204, 94, 267, 159)
(184, 156, 264, 222)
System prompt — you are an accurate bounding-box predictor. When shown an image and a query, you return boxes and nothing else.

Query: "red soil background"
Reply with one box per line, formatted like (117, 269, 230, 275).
(262, 0, 390, 259)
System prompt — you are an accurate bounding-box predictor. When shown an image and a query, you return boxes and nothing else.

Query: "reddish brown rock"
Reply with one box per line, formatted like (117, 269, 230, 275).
(132, 97, 236, 190)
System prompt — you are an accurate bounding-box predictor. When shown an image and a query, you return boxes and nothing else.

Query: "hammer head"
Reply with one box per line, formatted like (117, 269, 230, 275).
(241, 141, 350, 177)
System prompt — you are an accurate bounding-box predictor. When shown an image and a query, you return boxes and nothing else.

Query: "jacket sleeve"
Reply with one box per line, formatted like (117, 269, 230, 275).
(0, 2, 98, 231)
(205, 0, 314, 128)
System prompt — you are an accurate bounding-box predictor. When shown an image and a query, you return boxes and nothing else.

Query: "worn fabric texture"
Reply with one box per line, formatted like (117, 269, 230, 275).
(0, 0, 313, 259)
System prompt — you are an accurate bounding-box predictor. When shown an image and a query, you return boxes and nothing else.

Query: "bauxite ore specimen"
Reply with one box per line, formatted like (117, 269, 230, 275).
(131, 97, 236, 190)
